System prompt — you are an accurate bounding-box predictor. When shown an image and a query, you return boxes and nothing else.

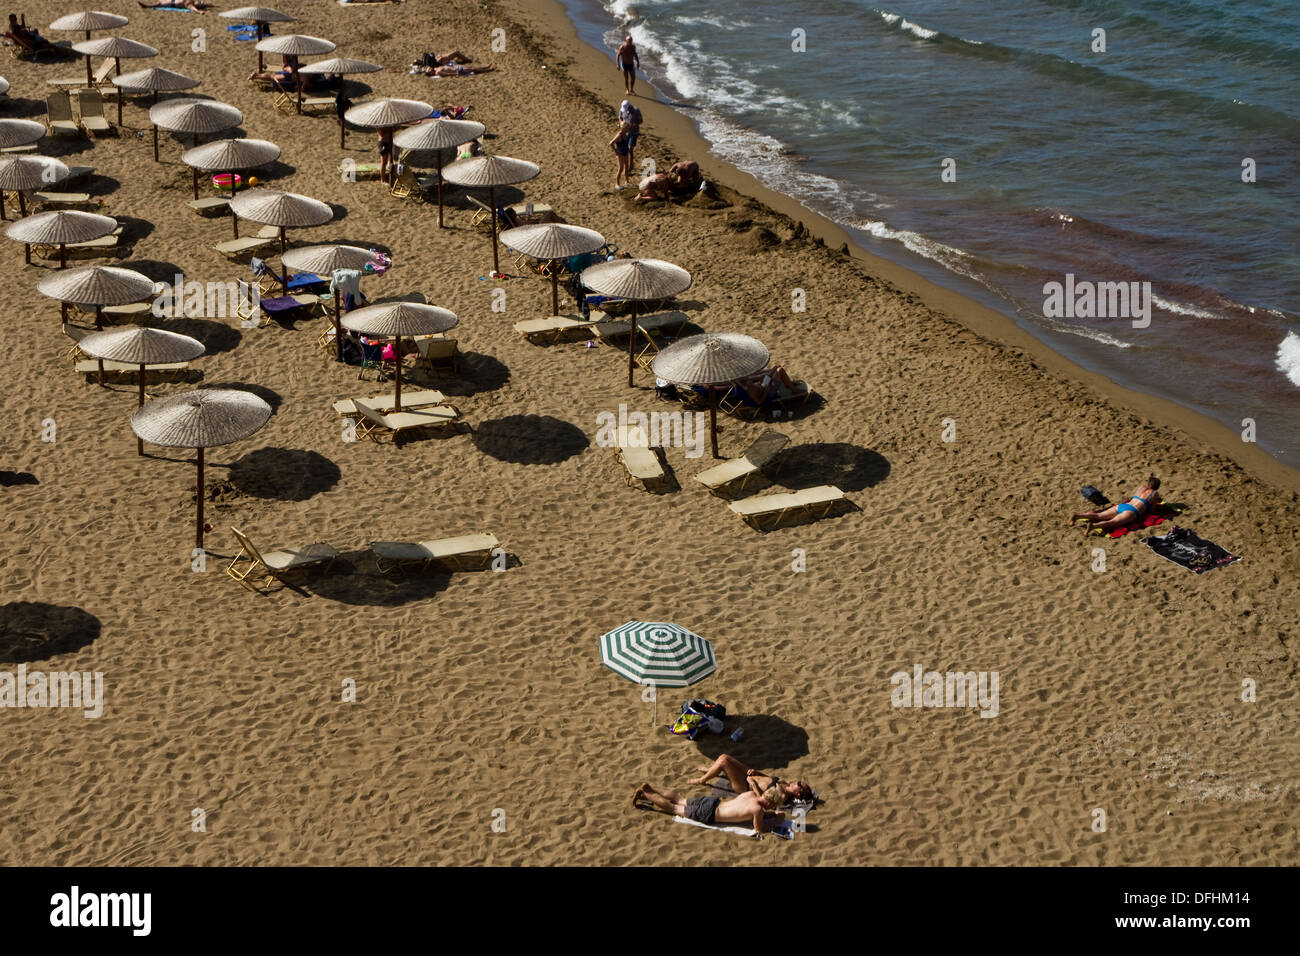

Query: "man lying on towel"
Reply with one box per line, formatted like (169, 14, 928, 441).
(633, 781, 786, 836)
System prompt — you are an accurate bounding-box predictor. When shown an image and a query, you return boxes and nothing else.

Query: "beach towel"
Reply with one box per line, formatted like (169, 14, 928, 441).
(672, 815, 793, 840)
(1144, 527, 1241, 574)
(1087, 502, 1184, 538)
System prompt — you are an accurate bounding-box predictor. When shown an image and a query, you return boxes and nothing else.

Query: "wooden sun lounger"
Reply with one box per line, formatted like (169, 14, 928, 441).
(467, 194, 494, 228)
(332, 389, 446, 416)
(513, 311, 609, 345)
(75, 358, 189, 382)
(45, 91, 81, 136)
(369, 532, 501, 573)
(48, 59, 116, 90)
(31, 190, 92, 208)
(694, 431, 789, 497)
(214, 226, 279, 259)
(351, 398, 463, 443)
(727, 485, 848, 532)
(75, 89, 112, 135)
(225, 526, 340, 591)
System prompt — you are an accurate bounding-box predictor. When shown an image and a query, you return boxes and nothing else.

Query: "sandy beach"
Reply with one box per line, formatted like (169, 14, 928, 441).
(0, 0, 1295, 866)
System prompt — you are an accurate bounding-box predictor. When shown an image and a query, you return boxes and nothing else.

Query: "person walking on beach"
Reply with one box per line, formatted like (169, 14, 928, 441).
(617, 35, 640, 95)
(619, 99, 642, 168)
(610, 121, 634, 189)
(1072, 475, 1161, 534)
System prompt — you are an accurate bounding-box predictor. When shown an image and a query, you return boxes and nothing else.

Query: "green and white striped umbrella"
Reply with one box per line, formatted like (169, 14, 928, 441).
(599, 621, 716, 688)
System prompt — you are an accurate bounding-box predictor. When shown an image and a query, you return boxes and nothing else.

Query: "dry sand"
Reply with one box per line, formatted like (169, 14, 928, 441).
(0, 0, 1295, 865)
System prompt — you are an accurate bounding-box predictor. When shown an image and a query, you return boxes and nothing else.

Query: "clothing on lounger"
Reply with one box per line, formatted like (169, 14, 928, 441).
(684, 796, 720, 825)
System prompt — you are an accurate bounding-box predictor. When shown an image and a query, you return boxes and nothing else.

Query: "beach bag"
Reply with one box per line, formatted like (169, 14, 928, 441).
(671, 711, 707, 740)
(684, 699, 726, 721)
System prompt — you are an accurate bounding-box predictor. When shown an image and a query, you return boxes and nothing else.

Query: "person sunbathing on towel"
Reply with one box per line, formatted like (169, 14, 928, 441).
(737, 366, 796, 404)
(138, 1, 211, 11)
(690, 753, 813, 806)
(633, 781, 786, 835)
(430, 62, 494, 76)
(1072, 475, 1161, 534)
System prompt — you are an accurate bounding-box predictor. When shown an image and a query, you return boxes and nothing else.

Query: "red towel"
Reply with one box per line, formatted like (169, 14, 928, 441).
(1097, 504, 1182, 538)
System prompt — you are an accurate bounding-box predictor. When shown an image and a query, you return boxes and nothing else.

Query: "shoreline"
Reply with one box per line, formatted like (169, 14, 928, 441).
(498, 0, 1300, 495)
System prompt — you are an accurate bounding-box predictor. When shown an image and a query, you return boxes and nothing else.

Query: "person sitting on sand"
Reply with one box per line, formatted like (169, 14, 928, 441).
(737, 365, 797, 404)
(691, 753, 814, 806)
(633, 780, 786, 836)
(1072, 475, 1161, 534)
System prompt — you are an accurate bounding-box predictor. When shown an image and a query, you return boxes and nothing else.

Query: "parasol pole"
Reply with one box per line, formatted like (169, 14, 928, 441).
(393, 335, 403, 412)
(709, 387, 720, 458)
(152, 123, 159, 163)
(137, 365, 146, 456)
(195, 446, 205, 549)
(489, 185, 499, 274)
(551, 265, 559, 316)
(333, 288, 343, 362)
(626, 303, 638, 387)
(435, 150, 445, 227)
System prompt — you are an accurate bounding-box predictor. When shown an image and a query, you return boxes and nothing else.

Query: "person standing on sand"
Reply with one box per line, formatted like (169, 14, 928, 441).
(610, 121, 633, 189)
(617, 35, 639, 95)
(619, 99, 642, 168)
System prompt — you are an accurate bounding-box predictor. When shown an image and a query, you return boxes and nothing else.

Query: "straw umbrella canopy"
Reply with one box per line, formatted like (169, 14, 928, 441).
(148, 97, 242, 164)
(71, 36, 157, 89)
(110, 66, 199, 126)
(181, 136, 279, 202)
(130, 389, 273, 549)
(581, 258, 693, 387)
(5, 208, 113, 268)
(48, 10, 129, 40)
(298, 55, 380, 126)
(342, 301, 458, 412)
(652, 332, 770, 459)
(0, 119, 47, 151)
(499, 223, 605, 317)
(37, 263, 155, 329)
(393, 118, 485, 226)
(440, 155, 541, 274)
(345, 98, 432, 174)
(600, 621, 716, 722)
(281, 243, 388, 361)
(220, 7, 296, 71)
(79, 326, 204, 454)
(229, 189, 332, 281)
(0, 154, 69, 224)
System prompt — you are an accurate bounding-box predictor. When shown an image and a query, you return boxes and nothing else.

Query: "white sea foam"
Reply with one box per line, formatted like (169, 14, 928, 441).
(877, 10, 938, 41)
(1276, 331, 1300, 386)
(1150, 294, 1227, 320)
(1043, 322, 1133, 349)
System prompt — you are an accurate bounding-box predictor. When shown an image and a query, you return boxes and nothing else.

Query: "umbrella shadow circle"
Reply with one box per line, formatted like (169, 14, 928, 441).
(228, 448, 340, 501)
(302, 552, 452, 606)
(772, 442, 890, 492)
(693, 714, 810, 771)
(471, 414, 588, 464)
(0, 602, 101, 664)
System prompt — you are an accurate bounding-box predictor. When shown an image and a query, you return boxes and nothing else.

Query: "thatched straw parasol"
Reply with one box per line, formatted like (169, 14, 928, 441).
(220, 6, 296, 71)
(181, 136, 279, 202)
(0, 154, 69, 224)
(281, 244, 388, 361)
(5, 208, 114, 268)
(0, 119, 47, 151)
(229, 189, 332, 281)
(580, 258, 693, 386)
(79, 326, 204, 454)
(342, 301, 458, 412)
(298, 55, 380, 126)
(148, 97, 242, 163)
(499, 223, 605, 317)
(393, 118, 485, 226)
(71, 36, 156, 89)
(652, 333, 770, 458)
(130, 389, 273, 548)
(440, 155, 541, 274)
(37, 263, 154, 328)
(110, 66, 199, 126)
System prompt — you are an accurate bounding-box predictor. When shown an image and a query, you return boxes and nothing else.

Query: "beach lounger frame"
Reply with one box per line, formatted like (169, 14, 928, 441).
(351, 398, 465, 444)
(45, 91, 83, 136)
(225, 527, 340, 591)
(369, 532, 501, 574)
(727, 485, 849, 532)
(693, 431, 789, 498)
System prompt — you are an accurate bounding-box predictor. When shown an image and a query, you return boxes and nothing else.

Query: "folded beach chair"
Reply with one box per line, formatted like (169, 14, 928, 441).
(694, 431, 789, 498)
(369, 532, 501, 574)
(214, 225, 280, 260)
(351, 398, 463, 443)
(513, 312, 607, 345)
(467, 195, 494, 228)
(48, 58, 116, 90)
(187, 196, 231, 216)
(45, 91, 81, 136)
(415, 336, 459, 375)
(389, 166, 424, 201)
(727, 485, 848, 532)
(332, 389, 446, 416)
(74, 89, 112, 135)
(225, 526, 340, 591)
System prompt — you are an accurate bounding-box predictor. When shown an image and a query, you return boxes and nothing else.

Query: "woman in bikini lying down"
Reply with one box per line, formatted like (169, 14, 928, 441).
(690, 753, 813, 806)
(1072, 474, 1161, 534)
